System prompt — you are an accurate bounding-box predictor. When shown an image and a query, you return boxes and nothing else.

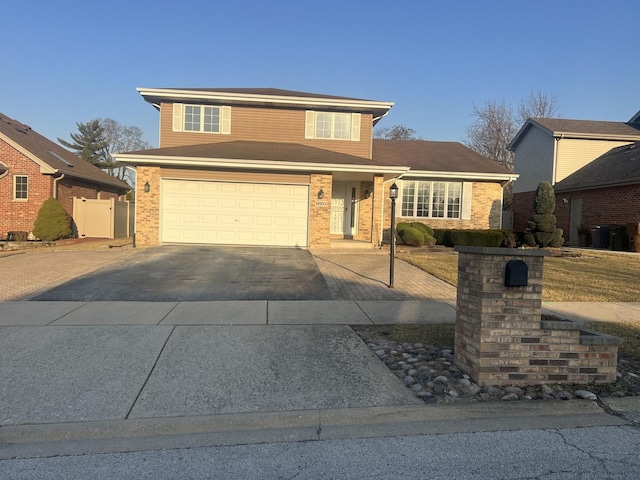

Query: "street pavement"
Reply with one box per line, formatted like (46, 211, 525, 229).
(1, 244, 639, 463)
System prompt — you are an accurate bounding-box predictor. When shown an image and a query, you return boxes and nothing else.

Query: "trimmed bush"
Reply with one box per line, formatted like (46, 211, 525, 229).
(32, 198, 72, 241)
(396, 222, 412, 234)
(401, 226, 425, 246)
(410, 222, 434, 237)
(524, 181, 564, 247)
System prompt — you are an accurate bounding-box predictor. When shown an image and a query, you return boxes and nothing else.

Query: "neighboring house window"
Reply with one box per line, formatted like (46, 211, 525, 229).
(305, 111, 361, 141)
(14, 175, 28, 200)
(172, 103, 231, 134)
(401, 181, 463, 219)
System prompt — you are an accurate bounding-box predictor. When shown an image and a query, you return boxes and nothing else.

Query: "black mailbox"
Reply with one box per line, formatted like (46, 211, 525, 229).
(505, 260, 528, 287)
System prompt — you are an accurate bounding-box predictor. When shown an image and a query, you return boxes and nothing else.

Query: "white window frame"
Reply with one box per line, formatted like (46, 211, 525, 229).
(172, 103, 231, 134)
(305, 111, 361, 141)
(13, 175, 28, 201)
(400, 180, 467, 220)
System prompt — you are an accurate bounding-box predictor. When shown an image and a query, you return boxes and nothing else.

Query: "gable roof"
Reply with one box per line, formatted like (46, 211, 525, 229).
(137, 87, 394, 124)
(0, 112, 129, 191)
(554, 142, 640, 192)
(372, 139, 518, 181)
(116, 140, 408, 175)
(508, 117, 640, 150)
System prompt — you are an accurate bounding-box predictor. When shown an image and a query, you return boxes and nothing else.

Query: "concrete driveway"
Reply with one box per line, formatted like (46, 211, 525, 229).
(31, 246, 332, 302)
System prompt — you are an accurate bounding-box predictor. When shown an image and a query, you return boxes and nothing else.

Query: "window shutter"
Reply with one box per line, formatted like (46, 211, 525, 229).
(461, 182, 473, 220)
(305, 111, 315, 139)
(172, 103, 183, 132)
(221, 106, 231, 134)
(351, 113, 361, 141)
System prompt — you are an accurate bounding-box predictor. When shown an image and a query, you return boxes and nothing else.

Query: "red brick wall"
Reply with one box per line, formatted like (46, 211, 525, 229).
(516, 185, 640, 238)
(1, 139, 126, 238)
(554, 184, 640, 235)
(513, 191, 536, 232)
(0, 141, 52, 238)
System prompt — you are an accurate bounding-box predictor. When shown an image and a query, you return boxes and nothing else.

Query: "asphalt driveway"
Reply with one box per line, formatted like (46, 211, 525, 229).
(32, 246, 332, 301)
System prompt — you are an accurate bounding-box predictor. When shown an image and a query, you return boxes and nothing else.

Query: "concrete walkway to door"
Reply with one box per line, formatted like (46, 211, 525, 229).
(311, 248, 457, 303)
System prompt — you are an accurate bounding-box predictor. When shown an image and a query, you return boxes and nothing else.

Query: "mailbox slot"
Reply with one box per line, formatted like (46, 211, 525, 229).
(505, 259, 528, 287)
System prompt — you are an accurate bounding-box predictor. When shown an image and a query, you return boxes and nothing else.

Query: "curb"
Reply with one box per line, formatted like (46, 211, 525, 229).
(0, 400, 630, 460)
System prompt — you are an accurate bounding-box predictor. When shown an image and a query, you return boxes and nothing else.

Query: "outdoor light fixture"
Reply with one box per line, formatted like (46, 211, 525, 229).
(389, 182, 399, 288)
(144, 181, 150, 193)
(364, 189, 371, 199)
(318, 188, 324, 199)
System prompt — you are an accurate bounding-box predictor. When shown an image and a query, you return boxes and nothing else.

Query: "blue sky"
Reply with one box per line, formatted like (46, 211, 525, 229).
(3, 0, 637, 148)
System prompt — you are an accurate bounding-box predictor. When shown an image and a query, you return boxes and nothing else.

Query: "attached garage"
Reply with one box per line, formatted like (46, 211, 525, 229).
(161, 179, 309, 246)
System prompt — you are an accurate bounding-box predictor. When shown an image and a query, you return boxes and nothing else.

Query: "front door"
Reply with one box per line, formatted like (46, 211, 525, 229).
(570, 198, 582, 243)
(331, 183, 358, 236)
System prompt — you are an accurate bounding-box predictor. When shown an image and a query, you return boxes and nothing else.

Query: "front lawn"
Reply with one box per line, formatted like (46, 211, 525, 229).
(397, 249, 640, 302)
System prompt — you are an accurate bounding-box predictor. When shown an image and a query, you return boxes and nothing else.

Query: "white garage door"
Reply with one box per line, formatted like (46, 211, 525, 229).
(161, 179, 309, 246)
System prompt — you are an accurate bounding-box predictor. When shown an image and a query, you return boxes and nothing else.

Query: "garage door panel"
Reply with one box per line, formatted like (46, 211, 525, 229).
(162, 179, 309, 246)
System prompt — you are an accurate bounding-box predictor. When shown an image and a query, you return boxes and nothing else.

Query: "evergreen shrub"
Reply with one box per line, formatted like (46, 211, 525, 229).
(32, 198, 72, 241)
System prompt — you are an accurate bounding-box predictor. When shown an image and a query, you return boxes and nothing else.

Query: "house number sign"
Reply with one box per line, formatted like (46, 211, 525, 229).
(315, 201, 328, 207)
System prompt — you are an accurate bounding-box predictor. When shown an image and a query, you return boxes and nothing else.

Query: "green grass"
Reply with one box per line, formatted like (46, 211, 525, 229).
(397, 249, 640, 302)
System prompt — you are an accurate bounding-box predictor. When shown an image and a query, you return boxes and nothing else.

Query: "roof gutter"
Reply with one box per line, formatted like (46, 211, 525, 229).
(116, 154, 409, 175)
(137, 88, 395, 112)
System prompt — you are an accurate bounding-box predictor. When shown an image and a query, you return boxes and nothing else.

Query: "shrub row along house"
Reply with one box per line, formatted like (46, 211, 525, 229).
(115, 88, 517, 249)
(509, 112, 640, 246)
(0, 113, 130, 240)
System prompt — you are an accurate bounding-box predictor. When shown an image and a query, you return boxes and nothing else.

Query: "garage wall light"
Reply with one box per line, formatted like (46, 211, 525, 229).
(318, 189, 324, 199)
(144, 181, 150, 193)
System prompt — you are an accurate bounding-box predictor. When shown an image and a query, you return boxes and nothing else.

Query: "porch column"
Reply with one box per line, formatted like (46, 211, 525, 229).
(135, 166, 161, 246)
(309, 174, 332, 249)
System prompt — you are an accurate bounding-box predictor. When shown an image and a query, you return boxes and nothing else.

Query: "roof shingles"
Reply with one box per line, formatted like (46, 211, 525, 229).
(0, 113, 129, 191)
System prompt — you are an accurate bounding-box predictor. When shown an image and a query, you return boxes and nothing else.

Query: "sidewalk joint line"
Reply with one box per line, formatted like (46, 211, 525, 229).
(354, 301, 374, 324)
(125, 325, 176, 420)
(46, 302, 88, 325)
(158, 302, 181, 325)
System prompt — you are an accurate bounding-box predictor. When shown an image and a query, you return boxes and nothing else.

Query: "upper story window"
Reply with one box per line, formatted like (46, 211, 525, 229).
(172, 103, 231, 134)
(401, 180, 463, 219)
(14, 175, 28, 200)
(305, 111, 361, 141)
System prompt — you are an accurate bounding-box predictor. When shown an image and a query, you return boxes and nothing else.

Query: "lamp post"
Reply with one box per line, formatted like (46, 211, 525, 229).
(389, 182, 398, 288)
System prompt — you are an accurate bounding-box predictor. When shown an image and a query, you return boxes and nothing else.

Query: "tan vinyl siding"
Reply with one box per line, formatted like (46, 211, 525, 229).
(513, 126, 554, 193)
(555, 138, 634, 184)
(160, 167, 310, 185)
(159, 102, 372, 158)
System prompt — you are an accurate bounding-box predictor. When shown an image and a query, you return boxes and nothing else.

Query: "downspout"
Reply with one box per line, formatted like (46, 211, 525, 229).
(53, 174, 65, 199)
(553, 134, 564, 185)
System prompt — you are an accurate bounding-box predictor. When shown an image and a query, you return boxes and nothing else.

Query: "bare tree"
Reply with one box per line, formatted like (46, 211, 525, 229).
(374, 124, 422, 140)
(464, 92, 560, 212)
(99, 118, 152, 184)
(465, 92, 561, 172)
(518, 91, 560, 124)
(464, 100, 516, 171)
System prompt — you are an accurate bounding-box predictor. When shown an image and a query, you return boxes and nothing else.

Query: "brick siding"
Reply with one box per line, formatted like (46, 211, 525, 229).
(454, 247, 618, 386)
(0, 140, 125, 238)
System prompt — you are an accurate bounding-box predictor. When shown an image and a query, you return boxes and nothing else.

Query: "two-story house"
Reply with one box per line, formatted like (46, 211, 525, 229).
(116, 88, 517, 249)
(508, 114, 640, 242)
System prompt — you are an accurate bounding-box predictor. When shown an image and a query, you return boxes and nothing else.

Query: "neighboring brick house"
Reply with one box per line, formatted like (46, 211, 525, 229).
(0, 113, 130, 239)
(116, 88, 517, 249)
(508, 114, 640, 240)
(553, 141, 640, 246)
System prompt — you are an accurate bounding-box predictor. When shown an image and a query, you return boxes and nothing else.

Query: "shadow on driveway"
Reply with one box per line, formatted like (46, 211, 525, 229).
(33, 246, 332, 301)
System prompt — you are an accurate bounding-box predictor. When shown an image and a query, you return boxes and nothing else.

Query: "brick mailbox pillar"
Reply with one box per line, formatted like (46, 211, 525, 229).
(453, 246, 620, 386)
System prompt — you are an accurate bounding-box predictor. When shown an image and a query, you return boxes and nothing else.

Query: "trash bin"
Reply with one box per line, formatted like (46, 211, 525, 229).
(609, 225, 628, 251)
(627, 223, 640, 252)
(590, 225, 609, 249)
